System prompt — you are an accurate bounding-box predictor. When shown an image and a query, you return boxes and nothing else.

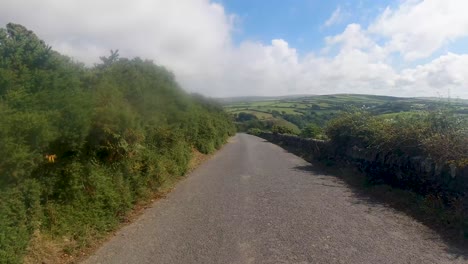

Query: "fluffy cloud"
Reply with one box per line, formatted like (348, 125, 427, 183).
(369, 0, 468, 61)
(397, 53, 468, 97)
(0, 0, 233, 74)
(0, 0, 467, 98)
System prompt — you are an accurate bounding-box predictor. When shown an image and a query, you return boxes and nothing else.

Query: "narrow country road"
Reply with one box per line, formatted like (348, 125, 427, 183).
(83, 133, 466, 264)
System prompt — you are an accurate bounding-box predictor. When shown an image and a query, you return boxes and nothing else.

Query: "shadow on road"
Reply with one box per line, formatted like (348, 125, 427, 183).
(261, 138, 468, 259)
(293, 162, 468, 260)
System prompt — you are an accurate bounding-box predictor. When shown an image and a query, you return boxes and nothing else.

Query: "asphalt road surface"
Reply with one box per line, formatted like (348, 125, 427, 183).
(83, 133, 466, 264)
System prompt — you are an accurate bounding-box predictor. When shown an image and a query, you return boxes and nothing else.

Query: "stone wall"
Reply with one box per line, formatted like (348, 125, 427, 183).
(259, 132, 330, 158)
(258, 132, 468, 201)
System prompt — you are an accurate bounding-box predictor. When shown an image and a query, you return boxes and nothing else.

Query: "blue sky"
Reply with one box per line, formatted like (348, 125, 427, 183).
(220, 0, 468, 70)
(220, 0, 395, 54)
(2, 0, 467, 98)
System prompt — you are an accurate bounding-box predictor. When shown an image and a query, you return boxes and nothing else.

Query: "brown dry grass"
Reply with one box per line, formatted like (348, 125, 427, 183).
(23, 230, 85, 264)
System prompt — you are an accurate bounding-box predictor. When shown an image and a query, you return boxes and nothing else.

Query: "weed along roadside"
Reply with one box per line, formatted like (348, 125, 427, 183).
(255, 129, 468, 242)
(63, 148, 222, 264)
(21, 149, 205, 264)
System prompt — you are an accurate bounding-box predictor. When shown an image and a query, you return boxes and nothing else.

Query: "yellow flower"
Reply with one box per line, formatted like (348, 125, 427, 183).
(45, 154, 57, 163)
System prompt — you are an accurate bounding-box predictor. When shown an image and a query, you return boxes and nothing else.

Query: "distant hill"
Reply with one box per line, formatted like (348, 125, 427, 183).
(224, 94, 468, 131)
(219, 94, 468, 105)
(216, 94, 316, 103)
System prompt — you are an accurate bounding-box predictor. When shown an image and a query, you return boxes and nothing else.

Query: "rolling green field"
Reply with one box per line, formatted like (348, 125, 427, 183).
(225, 94, 468, 115)
(223, 94, 468, 133)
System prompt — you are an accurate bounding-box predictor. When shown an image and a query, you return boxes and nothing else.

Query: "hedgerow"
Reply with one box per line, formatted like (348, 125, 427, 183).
(325, 108, 468, 222)
(0, 23, 235, 263)
(325, 109, 467, 168)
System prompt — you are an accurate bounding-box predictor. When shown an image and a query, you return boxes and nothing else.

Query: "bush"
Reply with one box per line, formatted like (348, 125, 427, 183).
(325, 108, 468, 213)
(247, 128, 263, 136)
(325, 109, 467, 166)
(271, 125, 296, 135)
(301, 123, 322, 139)
(325, 110, 374, 150)
(421, 111, 468, 167)
(0, 23, 235, 263)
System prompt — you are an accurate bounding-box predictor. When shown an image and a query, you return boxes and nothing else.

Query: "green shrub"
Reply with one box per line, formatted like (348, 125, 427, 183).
(325, 109, 467, 165)
(247, 128, 263, 136)
(301, 123, 322, 139)
(325, 108, 468, 212)
(0, 23, 235, 263)
(325, 109, 374, 149)
(271, 125, 296, 135)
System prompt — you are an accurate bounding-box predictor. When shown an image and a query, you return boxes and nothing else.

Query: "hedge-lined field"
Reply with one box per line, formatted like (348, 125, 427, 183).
(0, 23, 235, 263)
(226, 94, 468, 132)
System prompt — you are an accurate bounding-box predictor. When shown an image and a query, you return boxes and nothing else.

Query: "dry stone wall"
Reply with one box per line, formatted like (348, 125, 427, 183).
(258, 132, 468, 203)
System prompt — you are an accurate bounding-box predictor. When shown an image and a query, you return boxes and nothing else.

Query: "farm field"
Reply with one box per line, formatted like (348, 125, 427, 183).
(223, 94, 468, 133)
(225, 94, 468, 117)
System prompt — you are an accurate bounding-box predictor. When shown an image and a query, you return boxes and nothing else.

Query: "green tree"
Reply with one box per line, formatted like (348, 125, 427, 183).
(301, 123, 322, 139)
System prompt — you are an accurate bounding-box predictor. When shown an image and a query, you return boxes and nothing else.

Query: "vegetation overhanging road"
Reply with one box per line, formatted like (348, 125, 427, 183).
(83, 133, 466, 264)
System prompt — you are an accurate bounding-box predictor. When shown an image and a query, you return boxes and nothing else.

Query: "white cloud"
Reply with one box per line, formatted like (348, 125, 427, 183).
(326, 24, 384, 57)
(324, 7, 343, 27)
(397, 53, 468, 97)
(369, 0, 468, 61)
(0, 0, 467, 98)
(0, 0, 233, 74)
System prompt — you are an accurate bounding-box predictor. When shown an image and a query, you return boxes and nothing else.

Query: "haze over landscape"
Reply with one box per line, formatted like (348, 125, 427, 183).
(1, 0, 467, 98)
